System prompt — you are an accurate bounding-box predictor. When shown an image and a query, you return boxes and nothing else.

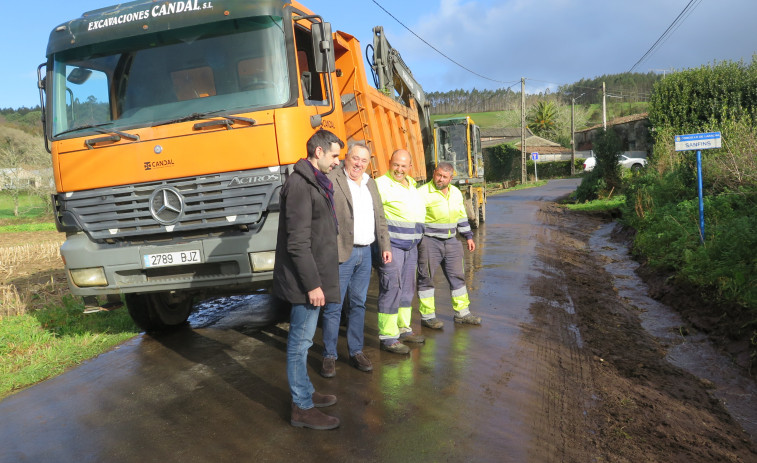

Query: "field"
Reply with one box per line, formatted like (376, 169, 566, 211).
(0, 193, 139, 398)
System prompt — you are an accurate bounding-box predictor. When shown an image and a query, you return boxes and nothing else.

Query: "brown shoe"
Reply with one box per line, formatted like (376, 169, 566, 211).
(454, 313, 482, 325)
(380, 341, 410, 354)
(349, 352, 373, 372)
(320, 357, 336, 378)
(312, 391, 337, 408)
(291, 403, 340, 430)
(421, 317, 444, 330)
(399, 332, 426, 343)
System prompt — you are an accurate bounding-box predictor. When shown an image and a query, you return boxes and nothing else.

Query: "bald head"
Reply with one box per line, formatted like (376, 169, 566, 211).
(389, 149, 412, 184)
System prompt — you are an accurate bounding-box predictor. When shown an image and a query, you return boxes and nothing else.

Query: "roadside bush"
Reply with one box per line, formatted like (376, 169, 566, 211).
(574, 129, 623, 202)
(632, 192, 757, 308)
(526, 160, 576, 180)
(484, 144, 520, 182)
(624, 58, 757, 353)
(574, 170, 605, 202)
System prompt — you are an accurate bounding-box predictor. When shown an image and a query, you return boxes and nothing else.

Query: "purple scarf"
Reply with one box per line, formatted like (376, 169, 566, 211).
(308, 161, 338, 231)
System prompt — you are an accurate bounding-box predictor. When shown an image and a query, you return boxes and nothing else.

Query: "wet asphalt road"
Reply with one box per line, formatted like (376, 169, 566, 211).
(0, 179, 581, 463)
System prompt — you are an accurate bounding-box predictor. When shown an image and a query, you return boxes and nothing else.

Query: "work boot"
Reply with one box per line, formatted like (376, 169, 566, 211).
(380, 341, 410, 354)
(349, 352, 373, 372)
(454, 313, 482, 325)
(421, 318, 444, 330)
(312, 391, 337, 408)
(399, 331, 426, 343)
(290, 404, 340, 430)
(320, 357, 336, 378)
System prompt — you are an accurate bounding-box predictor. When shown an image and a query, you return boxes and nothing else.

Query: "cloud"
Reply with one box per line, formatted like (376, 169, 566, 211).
(384, 0, 757, 94)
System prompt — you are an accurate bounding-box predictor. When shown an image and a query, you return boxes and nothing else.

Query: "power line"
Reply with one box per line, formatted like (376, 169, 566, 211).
(371, 0, 518, 86)
(629, 0, 703, 72)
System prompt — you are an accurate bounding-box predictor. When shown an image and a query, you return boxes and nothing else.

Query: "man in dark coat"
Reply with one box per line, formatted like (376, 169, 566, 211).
(273, 129, 343, 430)
(319, 142, 392, 378)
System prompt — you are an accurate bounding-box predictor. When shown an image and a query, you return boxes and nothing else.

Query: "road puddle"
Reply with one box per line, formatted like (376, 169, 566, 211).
(590, 222, 757, 440)
(190, 292, 280, 329)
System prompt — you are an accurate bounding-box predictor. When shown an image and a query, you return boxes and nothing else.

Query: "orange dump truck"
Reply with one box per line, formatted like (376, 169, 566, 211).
(39, 0, 431, 330)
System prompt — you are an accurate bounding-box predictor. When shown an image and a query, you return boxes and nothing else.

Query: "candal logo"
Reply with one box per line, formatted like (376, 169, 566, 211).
(144, 159, 175, 170)
(228, 174, 280, 187)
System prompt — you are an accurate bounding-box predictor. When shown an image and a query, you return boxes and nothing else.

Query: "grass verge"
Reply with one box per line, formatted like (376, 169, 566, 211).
(564, 195, 626, 212)
(0, 222, 56, 233)
(1, 215, 139, 399)
(0, 296, 138, 400)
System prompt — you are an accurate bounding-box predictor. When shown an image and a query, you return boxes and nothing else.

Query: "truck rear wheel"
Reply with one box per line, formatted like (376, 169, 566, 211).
(479, 194, 486, 224)
(126, 292, 194, 332)
(466, 193, 480, 229)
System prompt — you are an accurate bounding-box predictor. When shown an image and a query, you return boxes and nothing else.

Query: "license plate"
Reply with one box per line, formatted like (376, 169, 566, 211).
(143, 250, 202, 268)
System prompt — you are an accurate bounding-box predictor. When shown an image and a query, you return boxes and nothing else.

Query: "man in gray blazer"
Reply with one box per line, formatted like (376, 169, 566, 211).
(320, 141, 392, 377)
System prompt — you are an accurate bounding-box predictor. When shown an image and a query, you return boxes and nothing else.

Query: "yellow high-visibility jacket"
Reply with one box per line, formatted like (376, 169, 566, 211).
(375, 173, 426, 250)
(418, 181, 473, 240)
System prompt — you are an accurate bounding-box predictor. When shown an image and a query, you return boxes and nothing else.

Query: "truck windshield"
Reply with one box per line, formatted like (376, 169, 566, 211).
(50, 16, 289, 138)
(438, 124, 470, 178)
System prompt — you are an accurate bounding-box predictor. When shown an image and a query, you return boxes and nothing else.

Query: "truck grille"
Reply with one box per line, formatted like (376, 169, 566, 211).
(55, 168, 282, 241)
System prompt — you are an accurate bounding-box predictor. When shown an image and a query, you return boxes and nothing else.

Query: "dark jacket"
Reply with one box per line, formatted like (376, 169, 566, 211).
(272, 159, 339, 304)
(328, 167, 391, 263)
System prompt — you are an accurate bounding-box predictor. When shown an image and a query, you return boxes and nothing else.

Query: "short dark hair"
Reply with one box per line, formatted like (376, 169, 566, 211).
(307, 129, 344, 159)
(436, 162, 454, 173)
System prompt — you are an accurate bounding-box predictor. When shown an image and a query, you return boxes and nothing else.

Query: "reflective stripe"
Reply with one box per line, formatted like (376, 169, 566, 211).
(424, 223, 457, 239)
(418, 288, 435, 299)
(419, 181, 473, 240)
(376, 173, 425, 249)
(456, 219, 472, 235)
(451, 286, 468, 297)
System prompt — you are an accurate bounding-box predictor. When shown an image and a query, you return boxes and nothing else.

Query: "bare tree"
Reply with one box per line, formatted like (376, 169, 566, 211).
(0, 126, 51, 217)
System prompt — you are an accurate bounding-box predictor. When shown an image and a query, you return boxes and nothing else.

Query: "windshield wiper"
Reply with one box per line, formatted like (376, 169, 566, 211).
(56, 123, 139, 141)
(152, 110, 226, 127)
(83, 126, 141, 150)
(193, 115, 256, 131)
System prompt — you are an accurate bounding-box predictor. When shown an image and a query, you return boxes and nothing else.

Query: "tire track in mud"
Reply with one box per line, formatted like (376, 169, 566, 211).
(530, 202, 757, 462)
(522, 205, 601, 462)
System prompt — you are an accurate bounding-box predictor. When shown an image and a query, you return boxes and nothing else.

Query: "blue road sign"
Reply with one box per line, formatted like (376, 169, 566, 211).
(674, 132, 721, 151)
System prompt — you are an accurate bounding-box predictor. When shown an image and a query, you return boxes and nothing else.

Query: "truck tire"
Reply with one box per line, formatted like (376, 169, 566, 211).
(479, 194, 486, 224)
(466, 193, 480, 229)
(126, 292, 194, 332)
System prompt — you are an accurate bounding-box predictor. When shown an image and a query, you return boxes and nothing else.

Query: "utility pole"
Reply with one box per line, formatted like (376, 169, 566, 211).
(571, 93, 585, 176)
(521, 77, 526, 184)
(602, 81, 607, 130)
(571, 99, 576, 176)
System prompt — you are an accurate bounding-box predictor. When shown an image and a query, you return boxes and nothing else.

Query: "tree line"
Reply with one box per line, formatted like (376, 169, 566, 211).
(427, 72, 661, 115)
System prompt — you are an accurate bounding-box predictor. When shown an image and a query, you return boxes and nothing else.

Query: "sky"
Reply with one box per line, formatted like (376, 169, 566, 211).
(2, 0, 756, 109)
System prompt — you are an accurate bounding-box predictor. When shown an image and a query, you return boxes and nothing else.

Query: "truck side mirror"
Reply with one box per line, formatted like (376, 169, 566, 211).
(311, 22, 335, 73)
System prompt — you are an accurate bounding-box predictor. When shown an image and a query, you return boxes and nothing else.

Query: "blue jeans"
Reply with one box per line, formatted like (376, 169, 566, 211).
(322, 245, 372, 358)
(287, 303, 320, 409)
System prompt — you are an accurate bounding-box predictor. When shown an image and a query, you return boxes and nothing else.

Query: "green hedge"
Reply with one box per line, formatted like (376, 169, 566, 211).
(623, 58, 757, 346)
(484, 144, 584, 183)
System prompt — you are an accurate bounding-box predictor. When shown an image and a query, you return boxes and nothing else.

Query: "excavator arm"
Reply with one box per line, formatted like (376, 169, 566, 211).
(370, 26, 433, 172)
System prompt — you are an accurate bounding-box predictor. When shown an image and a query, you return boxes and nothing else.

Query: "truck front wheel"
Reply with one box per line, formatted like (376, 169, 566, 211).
(126, 292, 194, 332)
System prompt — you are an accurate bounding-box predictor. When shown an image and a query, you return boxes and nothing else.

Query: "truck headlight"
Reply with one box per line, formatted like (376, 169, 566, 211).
(69, 267, 108, 287)
(249, 251, 275, 272)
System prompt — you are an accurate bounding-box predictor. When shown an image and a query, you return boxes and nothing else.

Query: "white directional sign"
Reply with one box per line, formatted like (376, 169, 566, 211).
(674, 132, 722, 151)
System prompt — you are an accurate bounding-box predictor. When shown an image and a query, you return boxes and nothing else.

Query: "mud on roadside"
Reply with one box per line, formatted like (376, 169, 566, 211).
(535, 202, 756, 462)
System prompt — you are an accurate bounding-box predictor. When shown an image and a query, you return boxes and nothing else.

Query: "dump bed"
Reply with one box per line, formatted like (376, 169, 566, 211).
(333, 31, 429, 181)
